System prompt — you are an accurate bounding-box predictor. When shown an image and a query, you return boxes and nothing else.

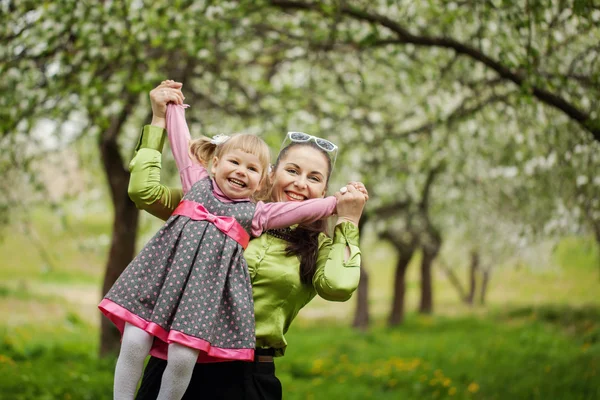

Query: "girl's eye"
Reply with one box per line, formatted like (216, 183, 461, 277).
(248, 166, 259, 172)
(229, 160, 239, 165)
(309, 176, 321, 182)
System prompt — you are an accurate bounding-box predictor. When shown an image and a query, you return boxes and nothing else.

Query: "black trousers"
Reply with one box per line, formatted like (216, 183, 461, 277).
(135, 356, 282, 400)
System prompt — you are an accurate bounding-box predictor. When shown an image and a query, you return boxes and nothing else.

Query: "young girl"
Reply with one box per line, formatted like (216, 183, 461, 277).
(98, 104, 339, 400)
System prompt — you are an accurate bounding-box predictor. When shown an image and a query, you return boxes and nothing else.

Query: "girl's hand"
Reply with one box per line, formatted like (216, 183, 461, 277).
(149, 80, 185, 128)
(334, 182, 369, 226)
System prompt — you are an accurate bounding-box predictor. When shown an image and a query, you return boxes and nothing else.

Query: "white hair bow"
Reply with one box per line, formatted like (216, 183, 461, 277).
(210, 134, 230, 145)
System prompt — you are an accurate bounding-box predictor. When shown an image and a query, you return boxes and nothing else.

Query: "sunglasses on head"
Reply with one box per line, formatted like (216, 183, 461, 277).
(286, 131, 338, 153)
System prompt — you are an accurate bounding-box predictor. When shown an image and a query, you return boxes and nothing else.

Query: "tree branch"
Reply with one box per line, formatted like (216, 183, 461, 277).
(268, 0, 599, 141)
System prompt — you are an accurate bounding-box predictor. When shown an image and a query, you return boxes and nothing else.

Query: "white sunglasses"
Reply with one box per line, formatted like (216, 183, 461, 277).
(282, 131, 339, 171)
(286, 131, 338, 153)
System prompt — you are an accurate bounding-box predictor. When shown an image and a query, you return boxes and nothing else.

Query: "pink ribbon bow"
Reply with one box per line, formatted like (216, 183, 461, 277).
(172, 200, 250, 249)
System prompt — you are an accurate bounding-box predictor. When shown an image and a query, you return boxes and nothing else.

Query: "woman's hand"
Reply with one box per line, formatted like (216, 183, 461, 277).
(334, 181, 369, 226)
(149, 80, 185, 128)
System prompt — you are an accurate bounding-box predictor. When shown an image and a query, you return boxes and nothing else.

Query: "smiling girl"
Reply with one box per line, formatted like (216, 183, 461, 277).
(99, 104, 345, 400)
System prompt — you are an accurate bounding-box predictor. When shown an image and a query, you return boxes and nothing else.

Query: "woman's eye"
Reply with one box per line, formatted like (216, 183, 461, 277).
(286, 169, 298, 175)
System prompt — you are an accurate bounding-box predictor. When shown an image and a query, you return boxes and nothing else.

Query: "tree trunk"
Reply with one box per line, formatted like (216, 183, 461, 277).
(466, 250, 480, 305)
(388, 248, 415, 326)
(593, 222, 600, 281)
(419, 247, 437, 314)
(352, 266, 370, 330)
(98, 102, 140, 357)
(352, 216, 370, 330)
(479, 268, 491, 306)
(438, 259, 468, 302)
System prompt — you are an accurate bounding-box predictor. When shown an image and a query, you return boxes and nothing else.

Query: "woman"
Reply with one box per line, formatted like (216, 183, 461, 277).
(129, 81, 368, 399)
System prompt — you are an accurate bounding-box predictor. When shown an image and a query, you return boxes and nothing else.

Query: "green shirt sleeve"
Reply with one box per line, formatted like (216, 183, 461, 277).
(128, 125, 183, 221)
(312, 221, 361, 302)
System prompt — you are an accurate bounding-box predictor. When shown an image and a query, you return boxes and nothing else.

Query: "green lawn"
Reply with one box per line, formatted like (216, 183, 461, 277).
(1, 208, 599, 399)
(1, 310, 598, 400)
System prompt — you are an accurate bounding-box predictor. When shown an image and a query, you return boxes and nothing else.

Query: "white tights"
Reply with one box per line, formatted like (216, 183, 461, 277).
(113, 322, 199, 400)
(114, 323, 153, 400)
(156, 343, 200, 400)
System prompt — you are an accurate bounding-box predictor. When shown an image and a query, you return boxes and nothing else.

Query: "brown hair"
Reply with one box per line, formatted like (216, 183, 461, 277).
(271, 141, 333, 285)
(189, 133, 271, 196)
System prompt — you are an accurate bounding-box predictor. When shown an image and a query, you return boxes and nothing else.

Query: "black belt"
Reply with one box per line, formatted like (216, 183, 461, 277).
(254, 348, 275, 362)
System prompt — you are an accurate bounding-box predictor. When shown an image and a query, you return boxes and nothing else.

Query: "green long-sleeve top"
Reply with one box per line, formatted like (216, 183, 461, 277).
(128, 126, 362, 356)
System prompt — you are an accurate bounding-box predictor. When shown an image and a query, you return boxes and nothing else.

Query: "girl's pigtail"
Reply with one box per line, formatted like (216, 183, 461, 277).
(189, 137, 217, 167)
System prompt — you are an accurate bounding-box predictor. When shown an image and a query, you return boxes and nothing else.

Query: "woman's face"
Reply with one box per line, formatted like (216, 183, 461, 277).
(269, 145, 330, 202)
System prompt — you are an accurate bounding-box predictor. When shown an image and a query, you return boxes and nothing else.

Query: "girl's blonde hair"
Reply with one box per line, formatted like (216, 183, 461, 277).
(189, 133, 271, 197)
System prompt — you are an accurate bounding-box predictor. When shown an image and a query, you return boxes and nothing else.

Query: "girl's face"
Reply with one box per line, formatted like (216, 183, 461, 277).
(269, 145, 330, 203)
(211, 148, 265, 199)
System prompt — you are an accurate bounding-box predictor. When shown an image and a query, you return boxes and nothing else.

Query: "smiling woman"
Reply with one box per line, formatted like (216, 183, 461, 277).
(269, 141, 332, 203)
(99, 98, 355, 400)
(118, 80, 368, 400)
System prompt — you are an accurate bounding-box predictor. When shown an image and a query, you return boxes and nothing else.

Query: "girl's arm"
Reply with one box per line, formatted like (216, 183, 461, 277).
(128, 125, 183, 221)
(312, 222, 361, 301)
(251, 197, 337, 236)
(165, 103, 209, 194)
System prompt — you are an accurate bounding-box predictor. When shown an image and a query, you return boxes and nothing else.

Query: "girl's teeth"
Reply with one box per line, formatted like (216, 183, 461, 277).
(229, 179, 245, 187)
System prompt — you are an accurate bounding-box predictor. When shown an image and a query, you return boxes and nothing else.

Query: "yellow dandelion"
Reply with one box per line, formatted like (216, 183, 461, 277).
(582, 343, 591, 352)
(443, 378, 452, 387)
(468, 382, 480, 393)
(311, 359, 324, 374)
(0, 354, 15, 365)
(373, 369, 384, 377)
(449, 387, 457, 396)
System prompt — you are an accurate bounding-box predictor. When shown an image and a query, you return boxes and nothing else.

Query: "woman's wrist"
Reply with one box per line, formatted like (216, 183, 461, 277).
(150, 115, 166, 129)
(336, 216, 359, 226)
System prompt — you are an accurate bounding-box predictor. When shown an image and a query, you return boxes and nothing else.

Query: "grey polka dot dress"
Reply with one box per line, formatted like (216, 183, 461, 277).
(100, 177, 256, 360)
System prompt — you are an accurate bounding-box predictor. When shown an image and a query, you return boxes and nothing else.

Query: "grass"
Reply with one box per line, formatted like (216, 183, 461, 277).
(279, 313, 599, 400)
(1, 206, 599, 399)
(0, 311, 598, 399)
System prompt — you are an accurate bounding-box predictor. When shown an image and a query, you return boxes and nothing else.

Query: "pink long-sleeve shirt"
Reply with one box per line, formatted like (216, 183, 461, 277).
(165, 104, 336, 237)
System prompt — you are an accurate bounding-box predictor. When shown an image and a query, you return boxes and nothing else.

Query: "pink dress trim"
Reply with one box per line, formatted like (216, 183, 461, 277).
(98, 298, 254, 362)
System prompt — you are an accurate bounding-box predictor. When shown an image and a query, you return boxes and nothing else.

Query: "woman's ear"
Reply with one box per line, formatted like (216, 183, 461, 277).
(210, 156, 219, 175)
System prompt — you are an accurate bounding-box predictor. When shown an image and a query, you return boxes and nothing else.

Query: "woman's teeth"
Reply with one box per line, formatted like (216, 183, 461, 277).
(286, 192, 304, 200)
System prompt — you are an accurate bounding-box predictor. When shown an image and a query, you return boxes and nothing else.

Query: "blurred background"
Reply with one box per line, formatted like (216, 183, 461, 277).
(1, 0, 599, 399)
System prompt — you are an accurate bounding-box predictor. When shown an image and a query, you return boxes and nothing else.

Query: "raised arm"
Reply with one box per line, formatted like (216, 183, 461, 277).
(312, 182, 368, 301)
(128, 125, 183, 221)
(312, 222, 361, 301)
(165, 103, 209, 194)
(128, 81, 186, 221)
